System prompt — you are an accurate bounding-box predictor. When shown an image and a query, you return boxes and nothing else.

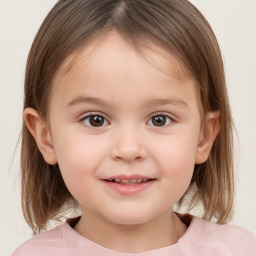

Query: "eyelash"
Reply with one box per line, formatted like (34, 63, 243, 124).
(80, 113, 109, 128)
(79, 113, 174, 128)
(146, 114, 174, 127)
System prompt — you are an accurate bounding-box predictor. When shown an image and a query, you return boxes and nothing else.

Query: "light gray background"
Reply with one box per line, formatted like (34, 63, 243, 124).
(1, 0, 255, 255)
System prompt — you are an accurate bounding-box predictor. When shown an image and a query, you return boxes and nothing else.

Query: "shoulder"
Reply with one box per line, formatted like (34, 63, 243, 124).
(12, 224, 64, 256)
(180, 215, 256, 255)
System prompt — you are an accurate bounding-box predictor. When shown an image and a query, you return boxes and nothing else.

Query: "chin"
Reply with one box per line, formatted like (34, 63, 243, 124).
(105, 210, 157, 226)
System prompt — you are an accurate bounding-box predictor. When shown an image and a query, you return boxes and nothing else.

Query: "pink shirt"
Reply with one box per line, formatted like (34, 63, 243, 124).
(12, 215, 256, 255)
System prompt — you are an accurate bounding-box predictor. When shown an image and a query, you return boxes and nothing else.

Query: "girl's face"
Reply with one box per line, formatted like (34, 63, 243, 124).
(44, 32, 212, 227)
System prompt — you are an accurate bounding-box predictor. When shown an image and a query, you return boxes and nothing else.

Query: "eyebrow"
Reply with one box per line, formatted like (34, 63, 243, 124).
(67, 96, 188, 108)
(144, 98, 188, 108)
(67, 96, 108, 107)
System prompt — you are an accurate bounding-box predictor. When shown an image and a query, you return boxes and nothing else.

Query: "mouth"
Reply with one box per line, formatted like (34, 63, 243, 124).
(102, 175, 156, 195)
(104, 178, 155, 185)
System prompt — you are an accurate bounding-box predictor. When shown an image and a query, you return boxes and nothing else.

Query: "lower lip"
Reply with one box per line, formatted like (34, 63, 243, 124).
(102, 180, 155, 195)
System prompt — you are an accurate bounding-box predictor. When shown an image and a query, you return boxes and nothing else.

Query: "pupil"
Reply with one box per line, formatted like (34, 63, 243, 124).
(90, 115, 104, 127)
(152, 115, 166, 126)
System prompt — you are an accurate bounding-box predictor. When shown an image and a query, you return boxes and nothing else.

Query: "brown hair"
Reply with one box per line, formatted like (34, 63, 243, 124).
(21, 0, 234, 233)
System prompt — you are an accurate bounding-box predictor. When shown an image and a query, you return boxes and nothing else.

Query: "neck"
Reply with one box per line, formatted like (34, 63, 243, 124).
(74, 211, 187, 253)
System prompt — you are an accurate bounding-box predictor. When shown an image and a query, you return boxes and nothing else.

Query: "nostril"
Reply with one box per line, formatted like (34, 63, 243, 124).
(110, 132, 147, 161)
(111, 146, 147, 162)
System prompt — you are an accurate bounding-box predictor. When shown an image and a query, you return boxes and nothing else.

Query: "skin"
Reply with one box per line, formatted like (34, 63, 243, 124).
(24, 31, 220, 253)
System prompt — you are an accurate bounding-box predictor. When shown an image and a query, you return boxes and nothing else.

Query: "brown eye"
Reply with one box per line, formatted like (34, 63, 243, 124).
(147, 115, 172, 127)
(83, 115, 108, 127)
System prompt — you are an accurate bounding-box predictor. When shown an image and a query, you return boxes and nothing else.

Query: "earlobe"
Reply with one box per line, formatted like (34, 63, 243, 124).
(23, 108, 57, 165)
(195, 111, 221, 164)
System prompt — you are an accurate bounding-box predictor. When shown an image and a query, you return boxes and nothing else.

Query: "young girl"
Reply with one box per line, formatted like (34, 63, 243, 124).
(13, 0, 256, 255)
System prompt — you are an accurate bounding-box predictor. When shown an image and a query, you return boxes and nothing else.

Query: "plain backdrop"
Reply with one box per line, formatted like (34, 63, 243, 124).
(0, 0, 256, 255)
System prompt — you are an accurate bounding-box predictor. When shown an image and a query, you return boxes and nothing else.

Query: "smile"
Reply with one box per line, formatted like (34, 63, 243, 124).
(106, 178, 153, 185)
(102, 175, 156, 195)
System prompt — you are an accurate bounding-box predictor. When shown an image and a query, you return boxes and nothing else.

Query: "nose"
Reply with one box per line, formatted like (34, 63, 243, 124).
(110, 126, 147, 162)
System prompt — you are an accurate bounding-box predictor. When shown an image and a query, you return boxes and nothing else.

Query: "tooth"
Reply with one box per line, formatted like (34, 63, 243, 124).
(115, 178, 121, 182)
(137, 179, 142, 183)
(142, 179, 148, 182)
(130, 179, 137, 183)
(121, 179, 129, 184)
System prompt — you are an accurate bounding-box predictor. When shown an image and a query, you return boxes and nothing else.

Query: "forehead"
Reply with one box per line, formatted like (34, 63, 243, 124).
(54, 31, 192, 84)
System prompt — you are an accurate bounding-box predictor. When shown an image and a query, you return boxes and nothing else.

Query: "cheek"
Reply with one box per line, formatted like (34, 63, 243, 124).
(54, 131, 105, 170)
(155, 132, 199, 168)
(52, 134, 106, 197)
(155, 134, 199, 193)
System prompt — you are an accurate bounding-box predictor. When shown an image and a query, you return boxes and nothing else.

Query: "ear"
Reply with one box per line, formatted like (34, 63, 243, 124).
(23, 108, 57, 165)
(195, 111, 220, 164)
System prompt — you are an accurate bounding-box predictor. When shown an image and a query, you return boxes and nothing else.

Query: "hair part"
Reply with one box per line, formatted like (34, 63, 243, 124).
(22, 0, 234, 233)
